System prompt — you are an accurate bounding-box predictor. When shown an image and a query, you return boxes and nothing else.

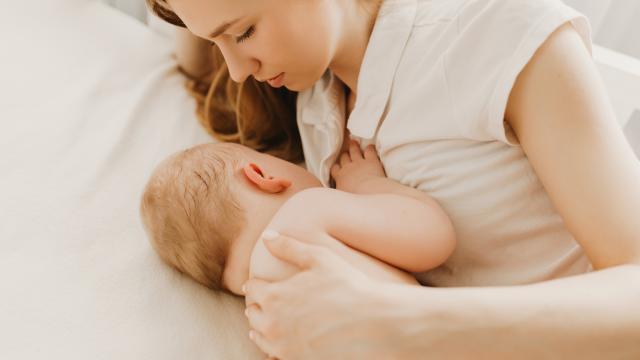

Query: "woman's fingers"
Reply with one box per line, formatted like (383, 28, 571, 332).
(330, 163, 340, 179)
(245, 304, 270, 335)
(242, 230, 381, 359)
(261, 231, 326, 270)
(243, 278, 271, 306)
(249, 330, 275, 359)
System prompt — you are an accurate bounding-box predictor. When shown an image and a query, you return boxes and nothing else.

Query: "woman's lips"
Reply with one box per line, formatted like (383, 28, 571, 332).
(267, 72, 285, 88)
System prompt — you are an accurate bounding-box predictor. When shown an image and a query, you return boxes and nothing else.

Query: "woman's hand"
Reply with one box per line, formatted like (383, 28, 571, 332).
(243, 232, 405, 360)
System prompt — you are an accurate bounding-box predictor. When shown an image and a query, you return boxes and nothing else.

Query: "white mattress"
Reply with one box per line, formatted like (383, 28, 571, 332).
(0, 1, 261, 359)
(1, 2, 638, 359)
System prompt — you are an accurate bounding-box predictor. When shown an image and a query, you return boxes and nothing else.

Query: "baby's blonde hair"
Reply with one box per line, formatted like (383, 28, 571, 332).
(140, 144, 245, 292)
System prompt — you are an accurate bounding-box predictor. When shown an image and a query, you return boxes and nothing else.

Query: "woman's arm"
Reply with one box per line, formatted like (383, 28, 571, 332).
(174, 27, 214, 79)
(401, 21, 640, 357)
(505, 22, 640, 270)
(392, 264, 640, 359)
(245, 237, 640, 359)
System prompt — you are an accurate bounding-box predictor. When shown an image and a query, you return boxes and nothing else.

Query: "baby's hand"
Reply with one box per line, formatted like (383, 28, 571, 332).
(330, 140, 386, 193)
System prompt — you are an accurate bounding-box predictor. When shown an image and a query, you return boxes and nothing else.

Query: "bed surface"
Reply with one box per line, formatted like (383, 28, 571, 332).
(1, 1, 638, 359)
(0, 1, 261, 359)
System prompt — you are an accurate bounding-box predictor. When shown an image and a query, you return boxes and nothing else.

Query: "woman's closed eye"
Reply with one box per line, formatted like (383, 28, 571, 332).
(209, 25, 255, 47)
(236, 26, 255, 44)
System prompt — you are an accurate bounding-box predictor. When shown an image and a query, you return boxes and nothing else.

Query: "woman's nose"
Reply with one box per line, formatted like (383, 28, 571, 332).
(220, 46, 258, 83)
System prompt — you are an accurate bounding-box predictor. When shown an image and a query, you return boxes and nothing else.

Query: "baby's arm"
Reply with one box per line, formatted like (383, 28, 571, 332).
(285, 188, 454, 273)
(325, 141, 456, 272)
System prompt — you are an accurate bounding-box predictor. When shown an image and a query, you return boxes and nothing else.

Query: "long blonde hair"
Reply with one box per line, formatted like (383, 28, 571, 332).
(146, 0, 303, 163)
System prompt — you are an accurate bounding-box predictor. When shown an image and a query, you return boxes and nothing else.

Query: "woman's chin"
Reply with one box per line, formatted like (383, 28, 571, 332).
(284, 82, 299, 92)
(284, 77, 317, 92)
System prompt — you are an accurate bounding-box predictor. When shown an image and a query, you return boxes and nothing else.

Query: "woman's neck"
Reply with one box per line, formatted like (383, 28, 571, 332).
(329, 1, 381, 97)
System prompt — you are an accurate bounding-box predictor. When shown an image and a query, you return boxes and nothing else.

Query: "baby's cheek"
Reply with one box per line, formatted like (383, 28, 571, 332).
(249, 238, 299, 282)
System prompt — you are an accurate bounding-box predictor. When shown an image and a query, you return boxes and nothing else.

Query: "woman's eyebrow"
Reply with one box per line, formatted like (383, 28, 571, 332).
(209, 17, 242, 38)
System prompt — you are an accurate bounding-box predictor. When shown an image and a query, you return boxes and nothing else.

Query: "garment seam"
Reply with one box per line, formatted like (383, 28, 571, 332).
(488, 6, 569, 146)
(412, 18, 454, 28)
(442, 13, 462, 137)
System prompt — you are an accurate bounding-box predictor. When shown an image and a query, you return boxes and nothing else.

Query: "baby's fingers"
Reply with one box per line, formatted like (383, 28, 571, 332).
(363, 144, 378, 160)
(349, 140, 363, 161)
(330, 163, 340, 179)
(339, 151, 351, 167)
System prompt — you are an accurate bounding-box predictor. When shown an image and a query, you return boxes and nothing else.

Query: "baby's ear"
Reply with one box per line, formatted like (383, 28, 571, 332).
(242, 163, 291, 194)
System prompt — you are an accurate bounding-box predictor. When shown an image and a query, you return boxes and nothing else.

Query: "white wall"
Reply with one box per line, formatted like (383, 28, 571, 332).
(105, 0, 640, 60)
(100, 0, 175, 38)
(563, 0, 640, 59)
(100, 0, 147, 22)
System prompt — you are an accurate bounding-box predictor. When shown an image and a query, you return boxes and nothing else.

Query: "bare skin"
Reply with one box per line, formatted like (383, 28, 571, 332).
(221, 142, 454, 296)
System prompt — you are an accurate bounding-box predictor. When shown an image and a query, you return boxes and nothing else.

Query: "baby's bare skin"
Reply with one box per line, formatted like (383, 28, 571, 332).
(249, 192, 421, 288)
(221, 141, 455, 295)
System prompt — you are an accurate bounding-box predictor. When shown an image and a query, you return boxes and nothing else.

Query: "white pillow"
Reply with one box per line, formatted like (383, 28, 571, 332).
(625, 110, 640, 158)
(100, 0, 148, 22)
(146, 7, 178, 39)
(0, 1, 261, 359)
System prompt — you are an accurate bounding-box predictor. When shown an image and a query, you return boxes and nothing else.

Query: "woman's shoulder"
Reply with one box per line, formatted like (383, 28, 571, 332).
(413, 0, 578, 31)
(394, 0, 590, 144)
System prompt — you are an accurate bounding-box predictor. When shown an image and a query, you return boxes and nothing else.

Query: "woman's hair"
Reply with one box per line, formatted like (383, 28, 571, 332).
(145, 0, 303, 163)
(140, 144, 246, 292)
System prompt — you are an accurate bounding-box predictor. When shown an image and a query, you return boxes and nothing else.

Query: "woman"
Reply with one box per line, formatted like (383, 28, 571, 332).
(147, 0, 640, 358)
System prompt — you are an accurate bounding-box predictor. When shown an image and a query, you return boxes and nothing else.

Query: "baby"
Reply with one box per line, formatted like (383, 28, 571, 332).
(140, 141, 456, 295)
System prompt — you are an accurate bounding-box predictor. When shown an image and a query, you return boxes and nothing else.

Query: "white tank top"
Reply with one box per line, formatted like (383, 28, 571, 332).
(296, 0, 593, 286)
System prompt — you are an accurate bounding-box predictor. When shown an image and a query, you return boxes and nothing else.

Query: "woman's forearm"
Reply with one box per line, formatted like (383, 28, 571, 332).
(380, 264, 640, 359)
(174, 27, 213, 79)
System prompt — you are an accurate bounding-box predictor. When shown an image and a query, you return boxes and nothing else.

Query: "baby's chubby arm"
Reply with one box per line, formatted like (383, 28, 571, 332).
(324, 141, 456, 273)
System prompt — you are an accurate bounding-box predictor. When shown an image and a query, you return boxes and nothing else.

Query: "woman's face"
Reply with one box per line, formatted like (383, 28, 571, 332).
(168, 0, 341, 91)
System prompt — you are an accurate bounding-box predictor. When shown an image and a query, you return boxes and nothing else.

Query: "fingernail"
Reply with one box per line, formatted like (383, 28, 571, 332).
(244, 308, 249, 317)
(241, 283, 247, 294)
(249, 330, 255, 341)
(261, 229, 280, 242)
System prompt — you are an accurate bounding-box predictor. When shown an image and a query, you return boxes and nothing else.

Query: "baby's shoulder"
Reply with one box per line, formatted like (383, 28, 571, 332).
(283, 187, 335, 206)
(275, 187, 334, 222)
(279, 187, 361, 218)
(268, 187, 346, 237)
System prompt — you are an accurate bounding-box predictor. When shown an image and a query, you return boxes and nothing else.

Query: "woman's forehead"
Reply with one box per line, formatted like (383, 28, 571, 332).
(168, 0, 263, 36)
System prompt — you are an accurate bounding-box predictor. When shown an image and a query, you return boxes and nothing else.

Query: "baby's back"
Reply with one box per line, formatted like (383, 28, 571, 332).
(249, 188, 418, 285)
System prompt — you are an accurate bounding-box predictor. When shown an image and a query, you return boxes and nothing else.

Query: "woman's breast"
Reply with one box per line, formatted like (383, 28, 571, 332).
(380, 139, 591, 286)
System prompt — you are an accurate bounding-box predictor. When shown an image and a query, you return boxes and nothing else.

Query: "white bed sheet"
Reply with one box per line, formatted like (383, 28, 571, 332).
(1, 2, 639, 360)
(0, 1, 261, 359)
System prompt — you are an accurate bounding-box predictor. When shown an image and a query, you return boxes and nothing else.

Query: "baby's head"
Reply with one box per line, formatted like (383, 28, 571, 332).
(140, 142, 320, 295)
